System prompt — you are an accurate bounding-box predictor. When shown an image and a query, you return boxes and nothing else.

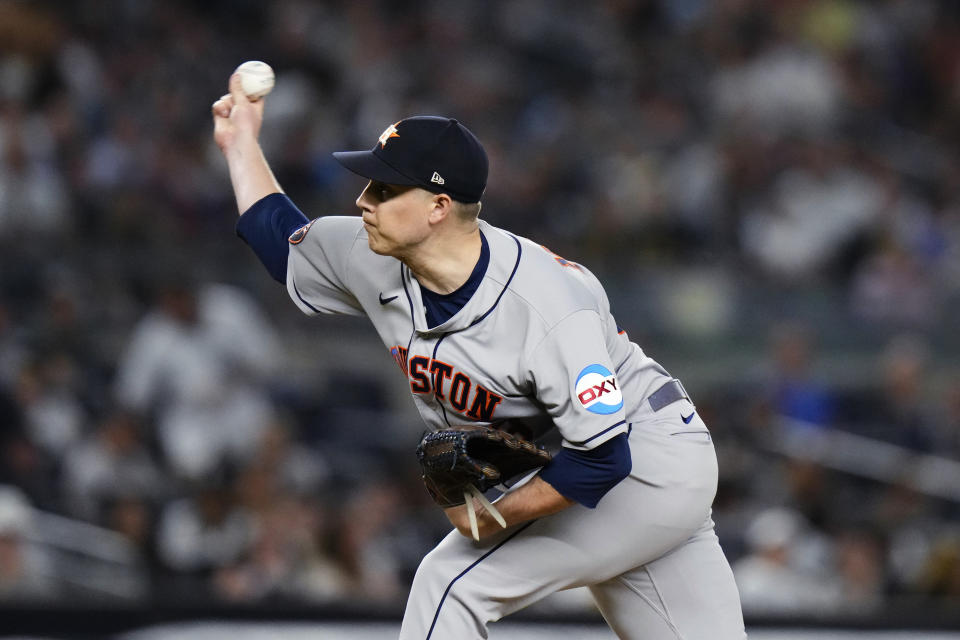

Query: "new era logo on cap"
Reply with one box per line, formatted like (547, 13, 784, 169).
(332, 116, 488, 203)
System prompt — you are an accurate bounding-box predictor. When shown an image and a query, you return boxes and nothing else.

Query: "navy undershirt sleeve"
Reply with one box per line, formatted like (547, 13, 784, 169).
(235, 193, 310, 284)
(538, 433, 632, 508)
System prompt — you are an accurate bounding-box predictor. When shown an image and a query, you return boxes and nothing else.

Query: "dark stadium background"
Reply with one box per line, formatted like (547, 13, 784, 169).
(0, 0, 958, 637)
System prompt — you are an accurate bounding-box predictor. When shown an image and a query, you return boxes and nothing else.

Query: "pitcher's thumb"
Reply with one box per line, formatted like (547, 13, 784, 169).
(228, 73, 249, 104)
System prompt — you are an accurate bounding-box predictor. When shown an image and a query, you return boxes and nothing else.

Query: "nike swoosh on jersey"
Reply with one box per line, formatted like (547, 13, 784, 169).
(681, 411, 696, 424)
(379, 292, 399, 305)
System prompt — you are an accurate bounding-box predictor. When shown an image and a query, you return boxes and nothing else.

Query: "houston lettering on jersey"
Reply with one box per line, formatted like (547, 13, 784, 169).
(389, 345, 503, 421)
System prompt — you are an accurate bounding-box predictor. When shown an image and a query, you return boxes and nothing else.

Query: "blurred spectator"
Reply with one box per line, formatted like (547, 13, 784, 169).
(13, 355, 86, 458)
(253, 418, 330, 497)
(840, 334, 938, 451)
(709, 19, 842, 137)
(213, 495, 349, 603)
(212, 446, 345, 603)
(60, 410, 163, 521)
(114, 282, 280, 480)
(753, 322, 835, 429)
(156, 480, 254, 575)
(916, 533, 960, 602)
(103, 495, 159, 572)
(0, 485, 56, 601)
(782, 459, 833, 529)
(850, 236, 937, 328)
(0, 105, 71, 236)
(732, 507, 840, 616)
(832, 526, 887, 614)
(333, 481, 407, 603)
(739, 142, 885, 280)
(875, 484, 941, 595)
(83, 114, 149, 193)
(0, 424, 59, 513)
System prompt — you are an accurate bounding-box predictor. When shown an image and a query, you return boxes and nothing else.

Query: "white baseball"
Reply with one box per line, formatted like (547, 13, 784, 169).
(234, 60, 274, 100)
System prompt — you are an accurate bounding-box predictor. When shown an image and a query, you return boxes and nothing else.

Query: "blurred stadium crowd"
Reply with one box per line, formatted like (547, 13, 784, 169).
(0, 0, 959, 622)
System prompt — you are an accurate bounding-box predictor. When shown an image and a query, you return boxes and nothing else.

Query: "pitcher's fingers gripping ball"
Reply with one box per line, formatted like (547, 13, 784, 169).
(416, 426, 551, 540)
(234, 60, 274, 100)
(212, 71, 267, 154)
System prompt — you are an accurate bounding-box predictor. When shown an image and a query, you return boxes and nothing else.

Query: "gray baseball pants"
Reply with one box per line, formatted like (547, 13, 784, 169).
(399, 408, 747, 639)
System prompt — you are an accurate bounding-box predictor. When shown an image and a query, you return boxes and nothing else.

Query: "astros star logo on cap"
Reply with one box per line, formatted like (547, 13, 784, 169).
(333, 115, 488, 203)
(378, 122, 400, 148)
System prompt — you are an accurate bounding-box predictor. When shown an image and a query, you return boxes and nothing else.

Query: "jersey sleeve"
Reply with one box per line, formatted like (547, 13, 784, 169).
(526, 309, 629, 450)
(285, 216, 365, 316)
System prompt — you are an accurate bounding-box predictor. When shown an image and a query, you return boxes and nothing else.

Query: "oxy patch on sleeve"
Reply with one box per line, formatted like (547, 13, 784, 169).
(574, 364, 623, 415)
(288, 220, 316, 244)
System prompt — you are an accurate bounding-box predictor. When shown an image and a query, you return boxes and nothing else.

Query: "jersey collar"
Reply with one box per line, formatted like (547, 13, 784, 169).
(403, 220, 522, 335)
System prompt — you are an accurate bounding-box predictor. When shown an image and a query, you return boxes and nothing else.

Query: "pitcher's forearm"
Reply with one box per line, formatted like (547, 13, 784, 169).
(225, 137, 283, 214)
(444, 476, 574, 540)
(495, 475, 575, 524)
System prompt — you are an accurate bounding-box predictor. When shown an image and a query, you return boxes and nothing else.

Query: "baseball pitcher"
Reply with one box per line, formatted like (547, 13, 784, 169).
(213, 71, 747, 639)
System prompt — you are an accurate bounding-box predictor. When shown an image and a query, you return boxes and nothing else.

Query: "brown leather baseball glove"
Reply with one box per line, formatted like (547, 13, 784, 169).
(416, 425, 552, 540)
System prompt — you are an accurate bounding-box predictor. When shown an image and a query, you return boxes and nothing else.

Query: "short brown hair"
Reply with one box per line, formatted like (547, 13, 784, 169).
(453, 200, 482, 221)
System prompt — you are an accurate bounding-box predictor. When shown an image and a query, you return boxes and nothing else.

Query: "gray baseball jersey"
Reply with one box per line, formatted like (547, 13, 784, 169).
(286, 215, 747, 639)
(287, 216, 670, 447)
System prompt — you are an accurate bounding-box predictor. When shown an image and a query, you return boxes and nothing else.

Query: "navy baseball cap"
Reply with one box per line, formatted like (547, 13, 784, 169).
(333, 116, 488, 203)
